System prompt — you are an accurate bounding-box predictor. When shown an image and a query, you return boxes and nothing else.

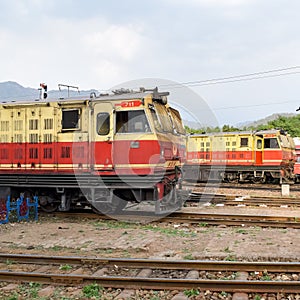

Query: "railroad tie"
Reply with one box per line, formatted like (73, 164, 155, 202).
(235, 271, 248, 281)
(170, 293, 189, 300)
(232, 293, 249, 300)
(34, 265, 51, 273)
(171, 270, 199, 300)
(115, 269, 152, 300)
(186, 270, 199, 279)
(70, 267, 84, 275)
(37, 286, 56, 298)
(92, 267, 108, 276)
(115, 289, 135, 300)
(136, 268, 153, 278)
(232, 271, 249, 300)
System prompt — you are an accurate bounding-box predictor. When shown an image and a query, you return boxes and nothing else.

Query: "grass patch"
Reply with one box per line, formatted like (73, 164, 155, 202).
(223, 246, 231, 253)
(184, 289, 200, 297)
(93, 220, 197, 237)
(50, 245, 63, 251)
(183, 253, 195, 260)
(143, 225, 196, 237)
(224, 255, 236, 261)
(5, 259, 16, 265)
(261, 271, 271, 281)
(59, 264, 73, 271)
(82, 283, 102, 299)
(19, 282, 42, 299)
(93, 220, 132, 230)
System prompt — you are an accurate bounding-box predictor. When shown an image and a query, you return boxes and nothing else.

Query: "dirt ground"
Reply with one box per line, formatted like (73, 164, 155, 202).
(1, 186, 300, 261)
(1, 186, 300, 299)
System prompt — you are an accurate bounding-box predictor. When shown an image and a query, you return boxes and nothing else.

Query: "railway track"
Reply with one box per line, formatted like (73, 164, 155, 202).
(0, 253, 300, 293)
(167, 211, 300, 228)
(184, 181, 300, 191)
(188, 192, 300, 207)
(45, 210, 300, 228)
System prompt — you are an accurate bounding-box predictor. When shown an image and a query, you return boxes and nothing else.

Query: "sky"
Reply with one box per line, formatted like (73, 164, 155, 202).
(1, 0, 300, 127)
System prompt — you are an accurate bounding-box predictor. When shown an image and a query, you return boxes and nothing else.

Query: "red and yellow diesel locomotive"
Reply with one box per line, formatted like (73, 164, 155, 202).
(0, 87, 186, 214)
(184, 129, 295, 183)
(293, 137, 300, 182)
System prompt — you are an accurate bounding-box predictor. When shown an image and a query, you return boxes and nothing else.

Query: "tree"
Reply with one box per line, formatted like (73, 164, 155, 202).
(222, 124, 240, 132)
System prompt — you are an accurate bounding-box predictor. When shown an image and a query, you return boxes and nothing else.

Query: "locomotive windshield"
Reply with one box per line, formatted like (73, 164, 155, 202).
(116, 110, 150, 133)
(279, 135, 294, 149)
(168, 108, 186, 135)
(153, 102, 173, 133)
(264, 138, 280, 149)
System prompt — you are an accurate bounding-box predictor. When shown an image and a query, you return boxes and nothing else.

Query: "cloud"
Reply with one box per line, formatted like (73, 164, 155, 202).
(1, 0, 300, 125)
(161, 0, 254, 10)
(0, 17, 146, 90)
(82, 23, 143, 61)
(175, 0, 252, 6)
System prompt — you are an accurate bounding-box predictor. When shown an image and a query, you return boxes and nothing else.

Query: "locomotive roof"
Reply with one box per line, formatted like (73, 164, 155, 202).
(0, 88, 169, 105)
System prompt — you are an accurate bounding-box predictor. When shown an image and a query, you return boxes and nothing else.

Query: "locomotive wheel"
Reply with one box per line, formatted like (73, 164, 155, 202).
(40, 202, 60, 213)
(39, 195, 59, 213)
(226, 176, 238, 183)
(260, 174, 271, 184)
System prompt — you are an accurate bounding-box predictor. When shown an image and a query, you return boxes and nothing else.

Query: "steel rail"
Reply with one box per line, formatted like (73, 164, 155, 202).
(1, 253, 300, 272)
(45, 210, 300, 228)
(1, 255, 300, 292)
(187, 198, 300, 207)
(184, 181, 292, 190)
(211, 199, 300, 207)
(0, 271, 300, 292)
(171, 212, 298, 221)
(163, 212, 300, 228)
(184, 181, 300, 193)
(188, 192, 300, 205)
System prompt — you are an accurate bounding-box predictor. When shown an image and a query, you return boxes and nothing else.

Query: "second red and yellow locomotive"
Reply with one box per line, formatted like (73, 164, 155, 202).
(185, 129, 295, 183)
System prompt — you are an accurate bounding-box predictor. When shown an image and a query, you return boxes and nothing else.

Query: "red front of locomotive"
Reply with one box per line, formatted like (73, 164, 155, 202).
(293, 138, 300, 181)
(89, 90, 186, 210)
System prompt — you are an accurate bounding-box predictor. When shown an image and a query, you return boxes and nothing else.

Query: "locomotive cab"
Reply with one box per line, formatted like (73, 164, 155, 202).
(256, 130, 295, 183)
(88, 89, 186, 214)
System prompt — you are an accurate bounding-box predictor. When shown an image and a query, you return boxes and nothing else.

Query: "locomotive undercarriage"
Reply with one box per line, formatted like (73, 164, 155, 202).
(184, 165, 295, 184)
(0, 172, 182, 215)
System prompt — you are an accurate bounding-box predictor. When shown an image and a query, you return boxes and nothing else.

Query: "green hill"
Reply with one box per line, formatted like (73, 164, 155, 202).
(186, 113, 300, 137)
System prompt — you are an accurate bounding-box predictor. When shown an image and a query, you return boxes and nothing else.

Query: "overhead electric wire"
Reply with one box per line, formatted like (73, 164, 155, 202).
(178, 70, 300, 88)
(103, 65, 300, 92)
(1, 65, 300, 102)
(212, 99, 300, 111)
(158, 65, 300, 89)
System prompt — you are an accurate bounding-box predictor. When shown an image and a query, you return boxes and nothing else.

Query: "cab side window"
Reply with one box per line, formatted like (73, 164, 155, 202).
(62, 109, 80, 130)
(97, 113, 110, 135)
(256, 140, 262, 149)
(240, 137, 248, 147)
